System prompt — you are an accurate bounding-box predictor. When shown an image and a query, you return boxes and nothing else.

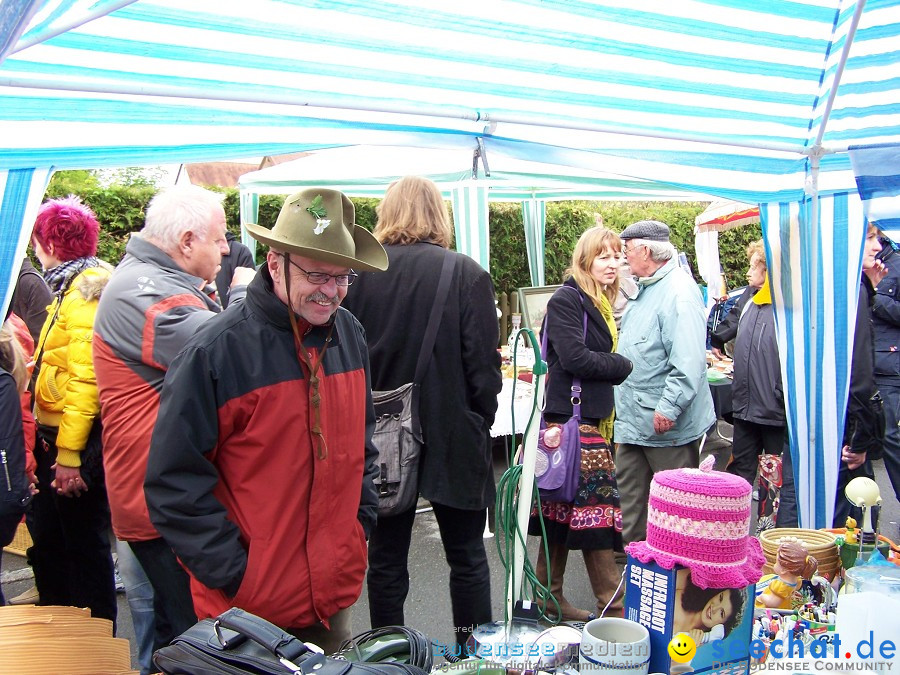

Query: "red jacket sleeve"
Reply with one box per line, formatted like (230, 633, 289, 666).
(21, 391, 36, 476)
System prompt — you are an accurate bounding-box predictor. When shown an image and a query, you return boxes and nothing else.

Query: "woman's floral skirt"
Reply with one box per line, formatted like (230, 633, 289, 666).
(528, 423, 623, 551)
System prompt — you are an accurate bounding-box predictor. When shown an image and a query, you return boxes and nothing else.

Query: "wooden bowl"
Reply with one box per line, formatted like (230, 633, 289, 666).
(759, 528, 841, 580)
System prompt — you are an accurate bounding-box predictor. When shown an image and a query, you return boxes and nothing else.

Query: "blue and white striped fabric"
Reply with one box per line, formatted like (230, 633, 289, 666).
(850, 145, 900, 239)
(0, 168, 51, 318)
(451, 183, 490, 271)
(522, 199, 546, 287)
(0, 0, 897, 194)
(760, 193, 866, 529)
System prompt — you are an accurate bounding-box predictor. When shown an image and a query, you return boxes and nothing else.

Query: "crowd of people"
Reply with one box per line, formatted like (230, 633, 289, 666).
(0, 178, 894, 673)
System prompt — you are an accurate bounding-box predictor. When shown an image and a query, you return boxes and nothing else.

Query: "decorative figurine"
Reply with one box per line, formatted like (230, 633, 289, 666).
(845, 516, 858, 545)
(757, 537, 819, 610)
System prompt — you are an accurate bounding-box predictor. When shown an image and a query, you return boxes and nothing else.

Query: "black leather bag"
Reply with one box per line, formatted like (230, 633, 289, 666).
(154, 608, 429, 675)
(844, 389, 886, 461)
(372, 383, 422, 517)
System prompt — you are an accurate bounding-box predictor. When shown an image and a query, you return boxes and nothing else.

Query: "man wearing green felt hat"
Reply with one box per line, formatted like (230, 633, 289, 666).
(146, 188, 387, 652)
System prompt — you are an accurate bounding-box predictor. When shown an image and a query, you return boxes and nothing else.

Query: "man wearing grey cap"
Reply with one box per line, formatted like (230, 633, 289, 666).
(613, 220, 715, 544)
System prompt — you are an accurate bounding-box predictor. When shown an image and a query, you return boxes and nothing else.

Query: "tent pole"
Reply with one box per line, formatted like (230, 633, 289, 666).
(803, 148, 822, 527)
(798, 0, 863, 526)
(7, 0, 139, 56)
(0, 76, 805, 156)
(0, 0, 43, 66)
(811, 0, 867, 149)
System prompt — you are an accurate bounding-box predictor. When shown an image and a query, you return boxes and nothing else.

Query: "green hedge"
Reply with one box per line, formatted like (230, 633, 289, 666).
(44, 171, 761, 295)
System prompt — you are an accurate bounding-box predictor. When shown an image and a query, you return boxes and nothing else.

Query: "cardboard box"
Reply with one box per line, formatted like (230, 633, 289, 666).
(624, 555, 755, 675)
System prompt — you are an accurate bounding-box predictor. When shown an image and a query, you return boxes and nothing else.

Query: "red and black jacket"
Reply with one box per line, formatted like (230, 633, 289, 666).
(145, 268, 378, 629)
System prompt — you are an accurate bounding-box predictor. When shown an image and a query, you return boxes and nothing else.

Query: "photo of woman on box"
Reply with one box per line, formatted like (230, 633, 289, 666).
(673, 568, 748, 645)
(529, 225, 634, 621)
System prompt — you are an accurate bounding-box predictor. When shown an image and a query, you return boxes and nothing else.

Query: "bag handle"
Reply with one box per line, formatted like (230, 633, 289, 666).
(215, 607, 313, 671)
(541, 285, 587, 421)
(413, 253, 456, 386)
(406, 254, 456, 441)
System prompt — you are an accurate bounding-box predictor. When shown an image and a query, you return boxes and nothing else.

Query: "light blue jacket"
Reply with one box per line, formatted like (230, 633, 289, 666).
(614, 257, 715, 446)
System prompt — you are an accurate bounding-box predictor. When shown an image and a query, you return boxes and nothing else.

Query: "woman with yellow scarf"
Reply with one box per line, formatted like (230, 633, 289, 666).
(530, 225, 634, 621)
(728, 240, 787, 493)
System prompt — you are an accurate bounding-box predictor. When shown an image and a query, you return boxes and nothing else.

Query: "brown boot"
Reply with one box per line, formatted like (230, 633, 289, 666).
(584, 548, 625, 618)
(534, 540, 595, 622)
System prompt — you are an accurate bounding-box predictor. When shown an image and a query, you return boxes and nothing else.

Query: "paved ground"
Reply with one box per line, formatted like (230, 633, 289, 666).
(3, 422, 899, 671)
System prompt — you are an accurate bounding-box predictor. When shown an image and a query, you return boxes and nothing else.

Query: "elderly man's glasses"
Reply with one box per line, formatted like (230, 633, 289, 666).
(288, 258, 358, 286)
(624, 242, 644, 255)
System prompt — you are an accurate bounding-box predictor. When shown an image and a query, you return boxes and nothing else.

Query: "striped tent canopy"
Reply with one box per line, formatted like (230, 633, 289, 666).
(2, 0, 900, 528)
(1, 0, 897, 195)
(237, 143, 714, 273)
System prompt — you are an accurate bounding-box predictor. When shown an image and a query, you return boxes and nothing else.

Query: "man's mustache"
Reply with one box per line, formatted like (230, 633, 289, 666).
(307, 291, 338, 304)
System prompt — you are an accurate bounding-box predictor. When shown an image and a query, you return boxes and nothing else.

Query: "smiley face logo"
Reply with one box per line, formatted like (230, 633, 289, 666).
(668, 633, 697, 663)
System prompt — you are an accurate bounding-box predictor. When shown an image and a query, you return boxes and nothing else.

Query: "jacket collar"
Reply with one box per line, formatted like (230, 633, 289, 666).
(636, 256, 677, 287)
(563, 277, 611, 340)
(126, 234, 207, 287)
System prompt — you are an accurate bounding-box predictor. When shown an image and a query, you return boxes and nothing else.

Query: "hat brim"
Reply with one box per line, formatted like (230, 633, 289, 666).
(625, 537, 765, 590)
(245, 222, 388, 272)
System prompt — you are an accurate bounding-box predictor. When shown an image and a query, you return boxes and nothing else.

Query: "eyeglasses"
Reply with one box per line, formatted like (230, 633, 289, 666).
(288, 258, 358, 286)
(623, 242, 644, 256)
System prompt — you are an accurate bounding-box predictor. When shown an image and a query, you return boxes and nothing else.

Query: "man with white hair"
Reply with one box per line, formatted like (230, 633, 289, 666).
(614, 220, 715, 544)
(93, 185, 255, 657)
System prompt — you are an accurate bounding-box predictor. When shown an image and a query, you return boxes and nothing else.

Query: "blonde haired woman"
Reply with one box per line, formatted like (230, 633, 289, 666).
(530, 225, 633, 620)
(728, 239, 786, 488)
(343, 175, 502, 648)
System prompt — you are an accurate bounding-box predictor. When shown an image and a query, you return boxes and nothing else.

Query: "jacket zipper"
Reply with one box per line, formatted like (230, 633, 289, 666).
(1, 449, 11, 492)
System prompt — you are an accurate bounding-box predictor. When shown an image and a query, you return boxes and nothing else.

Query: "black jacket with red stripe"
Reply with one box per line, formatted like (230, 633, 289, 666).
(145, 267, 378, 629)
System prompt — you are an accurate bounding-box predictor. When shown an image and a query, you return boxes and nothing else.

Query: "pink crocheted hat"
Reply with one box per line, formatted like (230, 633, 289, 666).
(625, 456, 765, 589)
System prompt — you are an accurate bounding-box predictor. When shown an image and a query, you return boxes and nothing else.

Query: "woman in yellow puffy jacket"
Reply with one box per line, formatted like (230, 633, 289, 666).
(30, 196, 116, 624)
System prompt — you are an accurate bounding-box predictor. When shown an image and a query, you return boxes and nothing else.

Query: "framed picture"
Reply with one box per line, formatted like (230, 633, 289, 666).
(517, 285, 561, 336)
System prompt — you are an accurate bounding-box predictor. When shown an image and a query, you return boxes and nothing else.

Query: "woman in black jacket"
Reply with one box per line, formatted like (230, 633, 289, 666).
(0, 325, 33, 605)
(531, 225, 633, 620)
(342, 176, 502, 648)
(728, 241, 785, 489)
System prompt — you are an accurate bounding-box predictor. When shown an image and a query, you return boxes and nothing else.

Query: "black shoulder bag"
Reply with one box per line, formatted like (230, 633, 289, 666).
(153, 607, 429, 675)
(371, 254, 456, 517)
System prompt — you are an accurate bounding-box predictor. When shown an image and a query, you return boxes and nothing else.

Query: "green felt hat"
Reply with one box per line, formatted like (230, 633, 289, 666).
(246, 188, 388, 271)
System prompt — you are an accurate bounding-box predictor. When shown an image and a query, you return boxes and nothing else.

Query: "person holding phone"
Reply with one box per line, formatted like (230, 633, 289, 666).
(779, 223, 887, 528)
(871, 232, 900, 504)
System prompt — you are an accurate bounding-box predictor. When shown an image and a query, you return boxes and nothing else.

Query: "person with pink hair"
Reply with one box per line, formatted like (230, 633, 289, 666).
(29, 195, 117, 625)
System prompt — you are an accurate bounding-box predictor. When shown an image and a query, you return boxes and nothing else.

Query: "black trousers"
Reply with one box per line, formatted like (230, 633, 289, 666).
(128, 537, 198, 650)
(30, 424, 117, 626)
(367, 502, 491, 647)
(876, 380, 900, 503)
(728, 418, 786, 487)
(777, 440, 876, 528)
(0, 513, 24, 606)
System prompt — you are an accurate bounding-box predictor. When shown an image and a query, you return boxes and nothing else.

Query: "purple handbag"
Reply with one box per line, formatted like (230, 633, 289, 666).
(536, 415, 581, 502)
(535, 289, 586, 503)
